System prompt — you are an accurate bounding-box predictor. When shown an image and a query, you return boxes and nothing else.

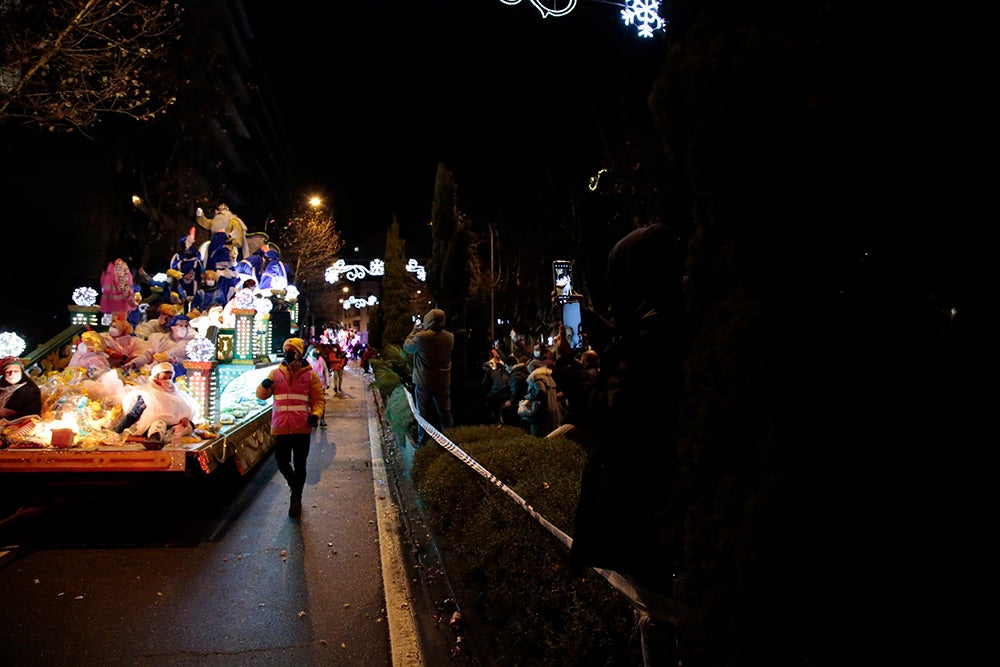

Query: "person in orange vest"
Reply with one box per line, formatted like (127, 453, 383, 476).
(256, 337, 325, 518)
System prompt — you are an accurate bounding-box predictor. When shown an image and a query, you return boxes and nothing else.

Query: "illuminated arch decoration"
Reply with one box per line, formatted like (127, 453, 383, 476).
(497, 0, 665, 38)
(325, 258, 427, 284)
(343, 295, 379, 310)
(406, 259, 427, 282)
(498, 0, 576, 18)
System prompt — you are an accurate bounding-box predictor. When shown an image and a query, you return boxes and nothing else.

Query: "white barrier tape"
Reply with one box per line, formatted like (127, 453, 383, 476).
(403, 389, 685, 624)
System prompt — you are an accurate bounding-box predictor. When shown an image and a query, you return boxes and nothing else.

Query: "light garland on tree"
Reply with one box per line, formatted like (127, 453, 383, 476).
(72, 286, 98, 307)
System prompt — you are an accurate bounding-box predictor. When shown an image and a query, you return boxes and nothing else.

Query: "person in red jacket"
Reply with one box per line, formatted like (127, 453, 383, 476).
(256, 337, 326, 518)
(327, 344, 347, 393)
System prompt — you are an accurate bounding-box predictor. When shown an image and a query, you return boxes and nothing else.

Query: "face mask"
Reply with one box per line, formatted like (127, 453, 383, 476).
(533, 351, 542, 358)
(285, 351, 298, 363)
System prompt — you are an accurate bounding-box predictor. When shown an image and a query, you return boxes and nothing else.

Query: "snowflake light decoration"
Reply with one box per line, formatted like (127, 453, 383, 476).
(235, 288, 255, 309)
(186, 337, 216, 363)
(284, 285, 299, 301)
(621, 0, 664, 39)
(0, 332, 27, 357)
(254, 296, 273, 315)
(72, 286, 98, 307)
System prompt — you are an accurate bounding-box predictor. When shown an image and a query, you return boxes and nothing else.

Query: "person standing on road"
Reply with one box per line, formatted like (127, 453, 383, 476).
(327, 344, 347, 393)
(256, 337, 326, 518)
(305, 344, 329, 429)
(403, 308, 455, 447)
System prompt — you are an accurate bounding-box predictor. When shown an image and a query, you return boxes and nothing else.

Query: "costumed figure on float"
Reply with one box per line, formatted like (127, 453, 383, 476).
(196, 203, 250, 261)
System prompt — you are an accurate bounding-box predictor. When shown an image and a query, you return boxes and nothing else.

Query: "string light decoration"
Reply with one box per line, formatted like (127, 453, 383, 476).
(497, 0, 665, 38)
(183, 358, 219, 426)
(0, 332, 27, 357)
(72, 287, 98, 307)
(325, 258, 426, 284)
(342, 295, 379, 310)
(232, 309, 256, 363)
(186, 337, 216, 363)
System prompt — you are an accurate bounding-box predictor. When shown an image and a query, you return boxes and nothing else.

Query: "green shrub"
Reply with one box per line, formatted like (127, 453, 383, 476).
(368, 343, 411, 402)
(412, 425, 642, 665)
(383, 385, 417, 448)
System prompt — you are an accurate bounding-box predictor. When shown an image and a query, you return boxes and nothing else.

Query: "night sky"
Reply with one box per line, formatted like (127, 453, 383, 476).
(246, 1, 668, 252)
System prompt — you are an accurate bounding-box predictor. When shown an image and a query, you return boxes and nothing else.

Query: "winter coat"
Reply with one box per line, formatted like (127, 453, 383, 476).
(507, 361, 529, 402)
(403, 309, 454, 392)
(522, 365, 561, 434)
(307, 352, 329, 390)
(256, 362, 325, 435)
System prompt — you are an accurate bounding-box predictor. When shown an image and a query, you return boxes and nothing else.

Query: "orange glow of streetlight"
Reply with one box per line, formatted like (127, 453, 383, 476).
(308, 196, 322, 208)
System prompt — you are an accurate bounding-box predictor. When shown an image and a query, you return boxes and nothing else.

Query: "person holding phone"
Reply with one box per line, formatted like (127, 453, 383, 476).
(403, 308, 455, 447)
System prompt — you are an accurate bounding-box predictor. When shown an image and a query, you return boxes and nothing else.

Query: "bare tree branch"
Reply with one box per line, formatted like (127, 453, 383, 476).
(0, 0, 183, 132)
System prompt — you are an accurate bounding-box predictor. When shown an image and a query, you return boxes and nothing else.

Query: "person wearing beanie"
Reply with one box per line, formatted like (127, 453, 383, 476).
(115, 361, 197, 448)
(256, 337, 326, 518)
(403, 308, 455, 447)
(0, 357, 42, 420)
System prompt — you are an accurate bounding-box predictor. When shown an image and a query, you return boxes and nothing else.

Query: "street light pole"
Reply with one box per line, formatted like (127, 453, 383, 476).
(489, 223, 495, 343)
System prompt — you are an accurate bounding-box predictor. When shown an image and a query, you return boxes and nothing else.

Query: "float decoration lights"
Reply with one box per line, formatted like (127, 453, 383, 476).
(0, 332, 27, 357)
(186, 337, 217, 363)
(72, 287, 98, 307)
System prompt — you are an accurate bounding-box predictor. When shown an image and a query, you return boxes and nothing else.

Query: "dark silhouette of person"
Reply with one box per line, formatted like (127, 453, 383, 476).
(568, 223, 686, 664)
(403, 309, 455, 447)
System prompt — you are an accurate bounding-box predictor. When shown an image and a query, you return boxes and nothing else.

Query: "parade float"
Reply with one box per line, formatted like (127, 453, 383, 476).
(0, 281, 298, 476)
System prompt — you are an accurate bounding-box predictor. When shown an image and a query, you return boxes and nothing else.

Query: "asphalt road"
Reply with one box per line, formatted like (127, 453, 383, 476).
(0, 364, 453, 666)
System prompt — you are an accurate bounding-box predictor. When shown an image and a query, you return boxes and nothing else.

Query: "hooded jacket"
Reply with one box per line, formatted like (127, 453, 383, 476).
(403, 309, 455, 392)
(523, 365, 561, 432)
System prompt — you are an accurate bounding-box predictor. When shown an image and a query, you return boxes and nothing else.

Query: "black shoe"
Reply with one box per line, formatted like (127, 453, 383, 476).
(288, 495, 302, 518)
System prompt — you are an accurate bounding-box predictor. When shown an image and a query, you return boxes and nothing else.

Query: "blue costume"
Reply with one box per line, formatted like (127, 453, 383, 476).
(235, 247, 266, 287)
(204, 232, 238, 301)
(259, 249, 290, 291)
(170, 236, 204, 304)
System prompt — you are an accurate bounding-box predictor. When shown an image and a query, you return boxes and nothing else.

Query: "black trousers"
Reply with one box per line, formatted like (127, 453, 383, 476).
(273, 432, 311, 496)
